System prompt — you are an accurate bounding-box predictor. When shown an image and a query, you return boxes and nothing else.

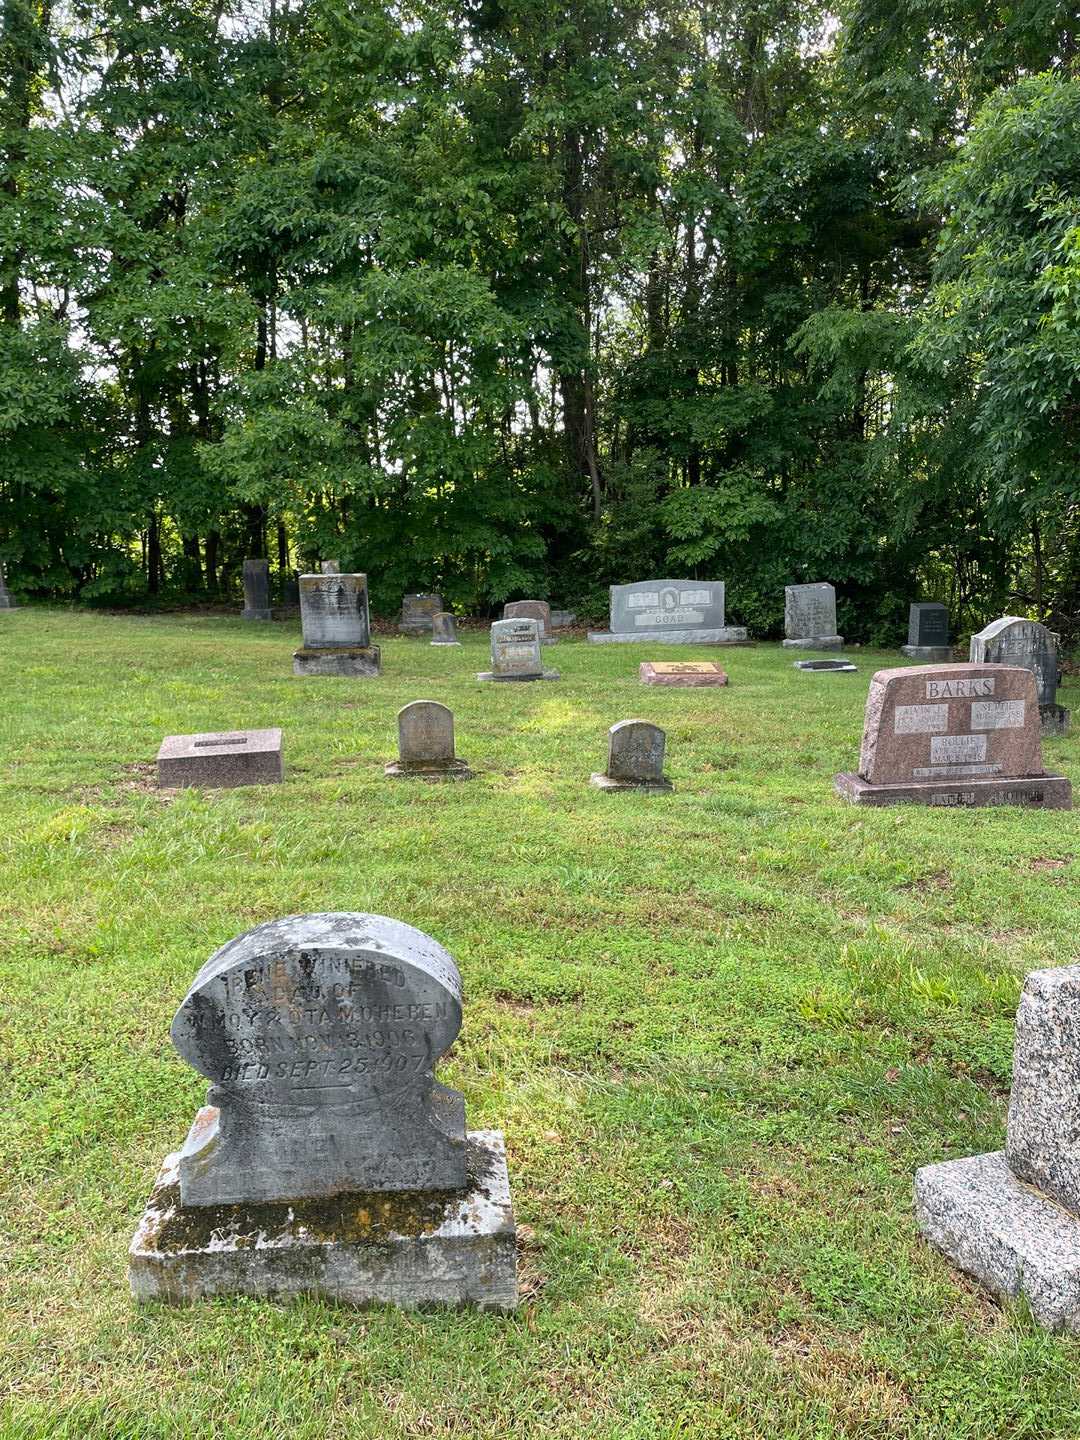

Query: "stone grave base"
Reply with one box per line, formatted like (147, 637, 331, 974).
(475, 670, 559, 682)
(794, 660, 857, 673)
(782, 635, 844, 650)
(916, 1150, 1080, 1333)
(901, 644, 952, 662)
(157, 729, 283, 789)
(834, 771, 1072, 809)
(293, 646, 381, 677)
(590, 773, 673, 793)
(385, 759, 473, 781)
(129, 1130, 517, 1313)
(588, 626, 748, 645)
(242, 608, 272, 622)
(1041, 704, 1071, 738)
(639, 662, 728, 687)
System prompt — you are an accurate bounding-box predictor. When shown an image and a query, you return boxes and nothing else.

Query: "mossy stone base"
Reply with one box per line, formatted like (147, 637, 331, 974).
(129, 1130, 516, 1311)
(292, 645, 381, 677)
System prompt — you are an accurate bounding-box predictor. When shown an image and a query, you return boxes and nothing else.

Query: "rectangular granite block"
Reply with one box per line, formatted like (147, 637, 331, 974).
(157, 729, 283, 788)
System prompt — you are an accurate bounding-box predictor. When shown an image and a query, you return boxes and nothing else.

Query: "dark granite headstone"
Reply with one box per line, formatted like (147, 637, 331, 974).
(386, 701, 471, 779)
(902, 602, 951, 661)
(782, 583, 842, 649)
(157, 729, 284, 788)
(431, 612, 461, 646)
(477, 619, 558, 681)
(794, 660, 857, 672)
(590, 720, 673, 792)
(835, 663, 1071, 808)
(242, 559, 272, 622)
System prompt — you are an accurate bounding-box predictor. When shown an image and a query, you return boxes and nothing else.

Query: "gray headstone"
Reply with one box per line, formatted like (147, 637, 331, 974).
(782, 583, 842, 648)
(242, 559, 272, 622)
(908, 602, 949, 647)
(157, 729, 284, 789)
(591, 720, 672, 791)
(399, 594, 443, 634)
(430, 612, 460, 646)
(611, 579, 723, 633)
(916, 963, 1080, 1332)
(477, 619, 558, 682)
(0, 562, 15, 609)
(503, 600, 552, 640)
(298, 573, 370, 647)
(386, 701, 471, 779)
(320, 560, 341, 574)
(171, 913, 468, 1205)
(969, 617, 1058, 705)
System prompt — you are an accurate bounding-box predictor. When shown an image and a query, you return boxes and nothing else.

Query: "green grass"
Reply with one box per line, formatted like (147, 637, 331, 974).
(1, 607, 1078, 1440)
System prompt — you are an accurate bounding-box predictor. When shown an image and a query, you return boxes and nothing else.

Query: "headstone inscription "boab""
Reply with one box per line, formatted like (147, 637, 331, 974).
(588, 579, 748, 645)
(129, 913, 517, 1310)
(782, 583, 843, 650)
(902, 601, 951, 662)
(970, 616, 1070, 737)
(241, 558, 272, 622)
(293, 573, 381, 677)
(835, 663, 1071, 808)
(385, 701, 472, 780)
(157, 729, 284, 789)
(639, 661, 728, 687)
(917, 965, 1080, 1333)
(476, 618, 559, 681)
(590, 720, 673, 792)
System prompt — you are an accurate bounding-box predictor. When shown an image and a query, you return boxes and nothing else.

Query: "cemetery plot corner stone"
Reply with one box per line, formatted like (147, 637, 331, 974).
(916, 963, 1080, 1332)
(128, 912, 517, 1311)
(591, 720, 673, 792)
(834, 663, 1071, 808)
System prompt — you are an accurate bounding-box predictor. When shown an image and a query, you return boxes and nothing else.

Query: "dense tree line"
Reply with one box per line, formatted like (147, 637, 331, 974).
(0, 0, 1077, 636)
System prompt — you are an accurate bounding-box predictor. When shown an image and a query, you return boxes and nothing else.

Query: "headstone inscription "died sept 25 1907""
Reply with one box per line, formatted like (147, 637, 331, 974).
(128, 913, 517, 1310)
(293, 573, 381, 677)
(917, 963, 1080, 1333)
(588, 580, 748, 645)
(835, 663, 1072, 808)
(476, 618, 559, 681)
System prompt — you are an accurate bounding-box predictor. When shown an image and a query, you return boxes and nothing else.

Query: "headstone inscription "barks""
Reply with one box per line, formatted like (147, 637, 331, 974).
(157, 729, 284, 789)
(386, 701, 472, 779)
(293, 574, 381, 677)
(917, 965, 1080, 1333)
(129, 913, 517, 1310)
(970, 616, 1069, 737)
(477, 618, 559, 682)
(590, 720, 673, 792)
(588, 579, 748, 645)
(782, 583, 843, 650)
(835, 664, 1072, 808)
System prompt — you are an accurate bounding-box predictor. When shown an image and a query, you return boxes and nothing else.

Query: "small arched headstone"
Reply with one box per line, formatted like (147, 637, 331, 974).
(431, 611, 461, 646)
(386, 701, 472, 780)
(591, 720, 673, 792)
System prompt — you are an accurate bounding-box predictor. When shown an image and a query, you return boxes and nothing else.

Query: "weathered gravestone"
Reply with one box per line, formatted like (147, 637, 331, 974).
(550, 609, 576, 630)
(782, 583, 843, 650)
(0, 562, 15, 610)
(399, 593, 443, 635)
(293, 573, 381, 677)
(503, 600, 554, 643)
(431, 612, 461, 646)
(476, 618, 559, 682)
(916, 964, 1080, 1332)
(590, 720, 673, 792)
(970, 616, 1070, 737)
(835, 663, 1071, 808)
(386, 701, 472, 780)
(241, 558, 272, 622)
(902, 602, 951, 662)
(588, 579, 748, 645)
(157, 729, 284, 789)
(320, 560, 341, 574)
(128, 912, 517, 1310)
(639, 661, 728, 688)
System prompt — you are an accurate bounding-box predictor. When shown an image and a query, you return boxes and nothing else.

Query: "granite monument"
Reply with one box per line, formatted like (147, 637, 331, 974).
(782, 583, 843, 650)
(477, 618, 559, 682)
(902, 602, 951, 662)
(293, 573, 381, 677)
(588, 579, 747, 645)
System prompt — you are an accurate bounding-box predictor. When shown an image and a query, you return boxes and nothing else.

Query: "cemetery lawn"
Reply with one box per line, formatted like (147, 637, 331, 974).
(3, 607, 1080, 1440)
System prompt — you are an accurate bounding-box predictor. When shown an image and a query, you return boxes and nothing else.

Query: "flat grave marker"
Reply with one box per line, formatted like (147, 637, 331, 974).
(157, 729, 284, 789)
(639, 661, 728, 687)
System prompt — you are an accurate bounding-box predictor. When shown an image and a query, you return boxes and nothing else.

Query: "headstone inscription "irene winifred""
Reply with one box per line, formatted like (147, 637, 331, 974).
(293, 574, 381, 677)
(588, 579, 748, 645)
(902, 602, 951, 662)
(430, 611, 461, 646)
(129, 913, 518, 1310)
(242, 558, 272, 622)
(639, 661, 728, 688)
(503, 600, 554, 643)
(0, 562, 15, 610)
(385, 701, 472, 780)
(970, 616, 1070, 737)
(917, 964, 1080, 1333)
(782, 583, 843, 650)
(476, 618, 559, 682)
(590, 720, 673, 792)
(835, 664, 1072, 808)
(157, 729, 284, 789)
(399, 593, 443, 635)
